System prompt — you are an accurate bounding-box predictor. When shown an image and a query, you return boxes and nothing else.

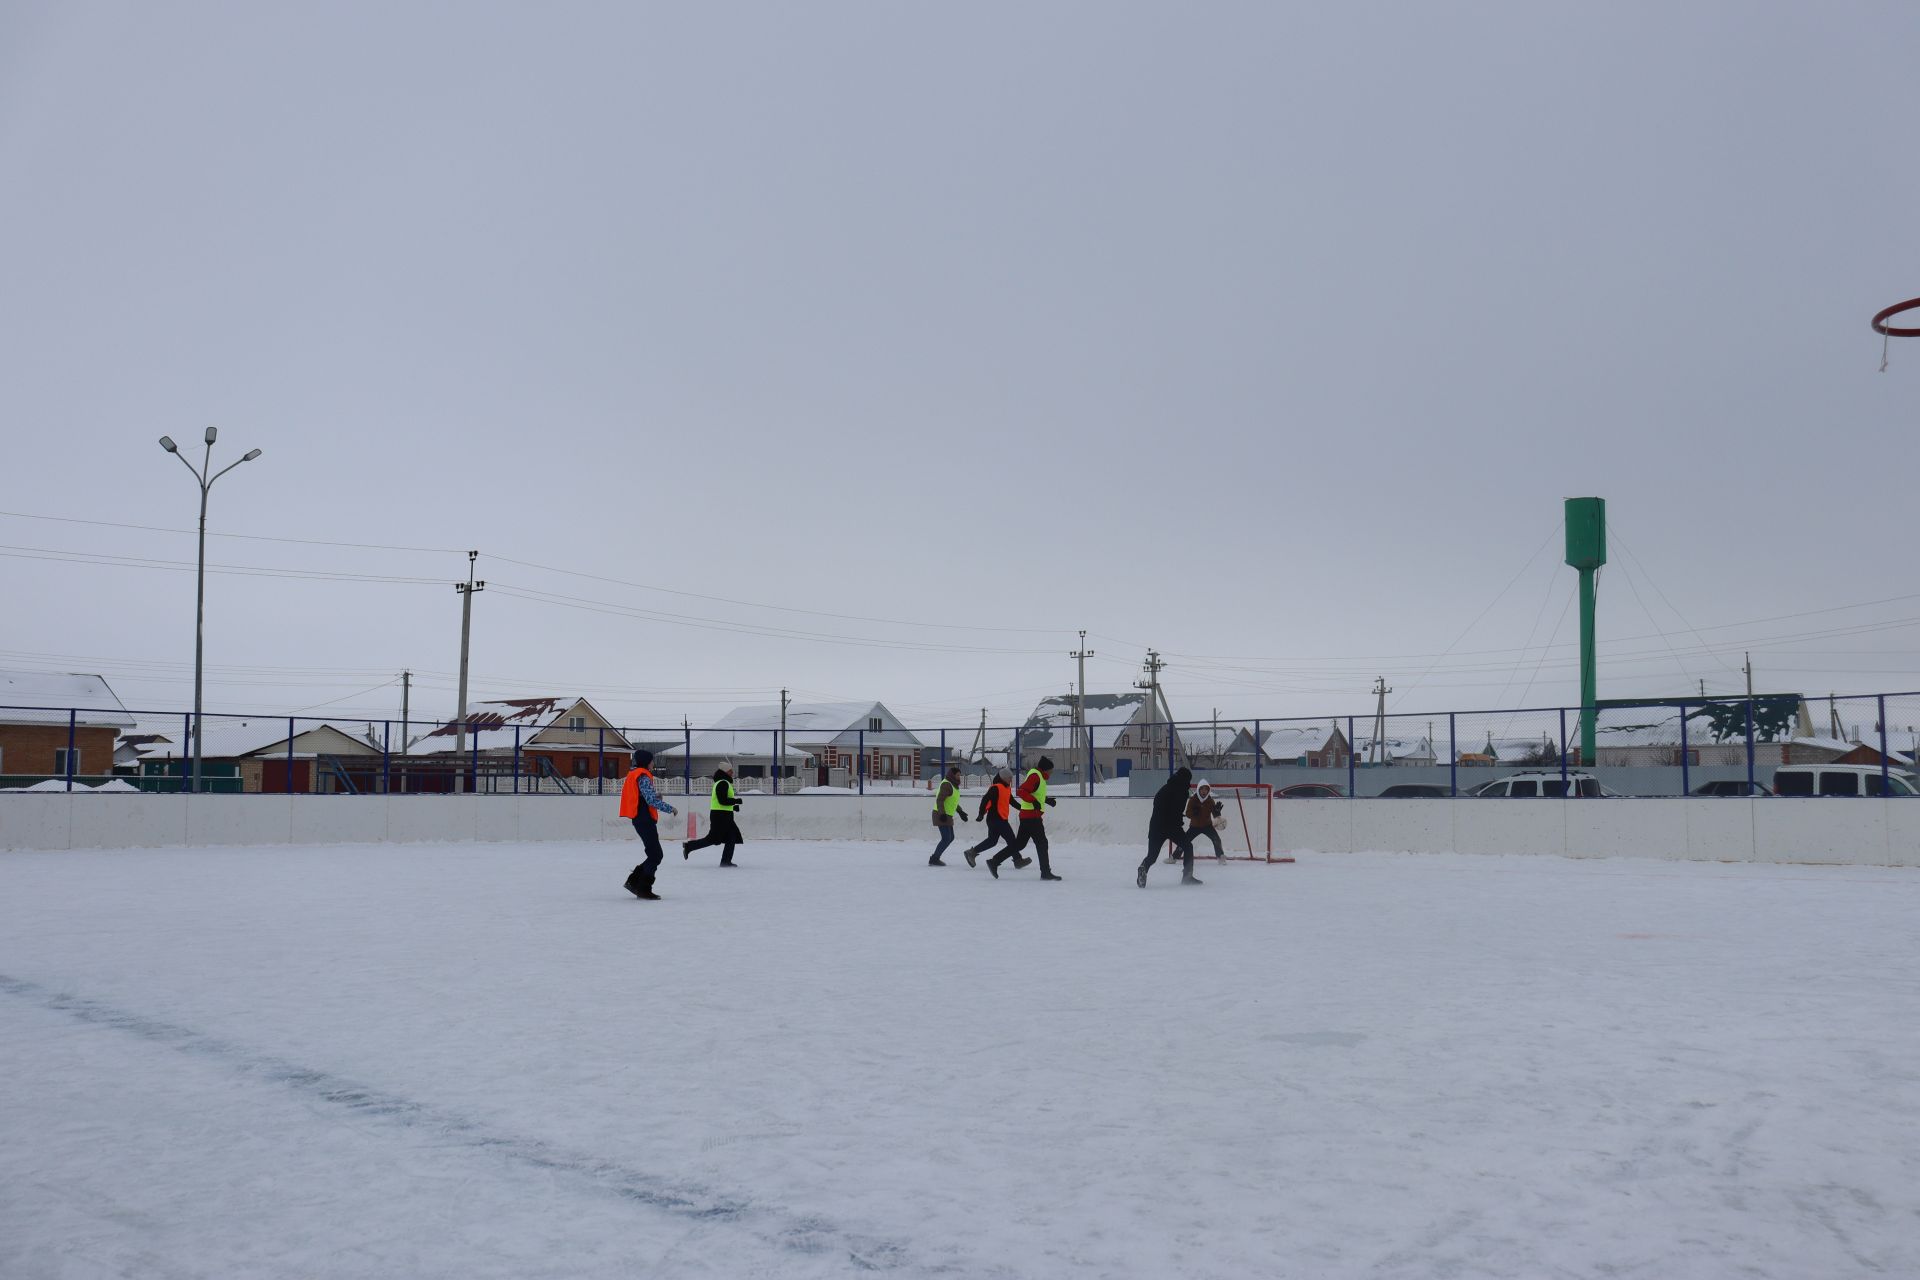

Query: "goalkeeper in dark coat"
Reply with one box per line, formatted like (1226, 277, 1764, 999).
(1139, 767, 1200, 887)
(683, 762, 745, 866)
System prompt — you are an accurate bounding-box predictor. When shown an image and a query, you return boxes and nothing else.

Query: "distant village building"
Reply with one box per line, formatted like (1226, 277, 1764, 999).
(711, 701, 922, 786)
(130, 718, 381, 792)
(1005, 693, 1183, 780)
(0, 670, 135, 784)
(1220, 722, 1352, 770)
(410, 696, 635, 789)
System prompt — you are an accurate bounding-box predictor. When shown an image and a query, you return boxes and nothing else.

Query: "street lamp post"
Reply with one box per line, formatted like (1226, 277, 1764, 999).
(158, 428, 262, 793)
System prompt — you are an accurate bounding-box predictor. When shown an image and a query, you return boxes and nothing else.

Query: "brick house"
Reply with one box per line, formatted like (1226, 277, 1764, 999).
(0, 670, 135, 784)
(409, 696, 636, 790)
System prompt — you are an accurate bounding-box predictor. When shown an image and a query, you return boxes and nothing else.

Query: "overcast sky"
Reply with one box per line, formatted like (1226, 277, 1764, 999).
(3, 1, 1916, 737)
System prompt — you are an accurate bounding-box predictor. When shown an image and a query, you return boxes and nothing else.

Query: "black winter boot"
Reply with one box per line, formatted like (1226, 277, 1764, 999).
(624, 866, 646, 898)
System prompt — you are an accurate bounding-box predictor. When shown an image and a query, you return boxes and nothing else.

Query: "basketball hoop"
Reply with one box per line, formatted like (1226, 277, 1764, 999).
(1872, 297, 1920, 371)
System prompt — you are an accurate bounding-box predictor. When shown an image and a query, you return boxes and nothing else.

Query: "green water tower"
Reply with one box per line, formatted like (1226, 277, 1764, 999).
(1564, 497, 1606, 766)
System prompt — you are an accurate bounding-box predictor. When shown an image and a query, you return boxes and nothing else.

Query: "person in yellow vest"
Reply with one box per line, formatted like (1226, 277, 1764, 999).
(683, 762, 744, 866)
(928, 765, 970, 865)
(618, 749, 677, 900)
(988, 755, 1061, 881)
(962, 768, 1018, 868)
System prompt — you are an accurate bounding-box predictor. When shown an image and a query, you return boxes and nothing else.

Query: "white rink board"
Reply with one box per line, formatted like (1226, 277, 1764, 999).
(0, 794, 1913, 865)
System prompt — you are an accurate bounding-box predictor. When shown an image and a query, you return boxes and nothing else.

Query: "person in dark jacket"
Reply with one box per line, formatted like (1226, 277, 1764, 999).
(683, 762, 744, 866)
(1139, 767, 1199, 887)
(928, 765, 969, 865)
(963, 768, 1018, 868)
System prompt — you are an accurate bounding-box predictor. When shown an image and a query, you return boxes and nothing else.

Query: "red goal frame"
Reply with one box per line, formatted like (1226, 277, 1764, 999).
(1196, 782, 1292, 863)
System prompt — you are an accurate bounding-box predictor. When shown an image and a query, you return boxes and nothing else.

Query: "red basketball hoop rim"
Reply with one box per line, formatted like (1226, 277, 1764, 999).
(1872, 297, 1920, 338)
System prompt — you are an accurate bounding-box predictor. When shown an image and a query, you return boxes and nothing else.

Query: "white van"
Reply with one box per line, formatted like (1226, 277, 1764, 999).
(1771, 764, 1918, 797)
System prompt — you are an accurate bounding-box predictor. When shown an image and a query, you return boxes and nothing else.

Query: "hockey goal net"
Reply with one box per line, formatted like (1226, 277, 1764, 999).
(1192, 782, 1289, 862)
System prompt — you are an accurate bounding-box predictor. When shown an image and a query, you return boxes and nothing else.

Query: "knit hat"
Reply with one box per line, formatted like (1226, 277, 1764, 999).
(1036, 755, 1055, 772)
(632, 749, 654, 767)
(716, 760, 734, 775)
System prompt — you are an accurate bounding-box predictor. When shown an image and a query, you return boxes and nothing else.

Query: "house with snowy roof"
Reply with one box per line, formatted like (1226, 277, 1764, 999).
(1220, 722, 1351, 771)
(1006, 693, 1186, 780)
(410, 696, 636, 787)
(1591, 699, 1814, 768)
(134, 718, 382, 793)
(0, 670, 136, 784)
(655, 730, 815, 791)
(710, 701, 923, 784)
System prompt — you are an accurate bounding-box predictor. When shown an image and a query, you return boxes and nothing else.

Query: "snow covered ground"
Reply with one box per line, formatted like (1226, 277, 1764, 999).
(2, 840, 1917, 1279)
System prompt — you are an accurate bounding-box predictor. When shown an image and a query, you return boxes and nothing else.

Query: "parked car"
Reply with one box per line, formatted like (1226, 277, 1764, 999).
(1275, 782, 1344, 798)
(1690, 779, 1774, 797)
(1467, 770, 1610, 798)
(1376, 783, 1451, 798)
(1771, 764, 1918, 797)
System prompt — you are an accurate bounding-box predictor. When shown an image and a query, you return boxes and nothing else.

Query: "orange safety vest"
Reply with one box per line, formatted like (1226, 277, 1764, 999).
(984, 781, 1011, 821)
(619, 767, 658, 821)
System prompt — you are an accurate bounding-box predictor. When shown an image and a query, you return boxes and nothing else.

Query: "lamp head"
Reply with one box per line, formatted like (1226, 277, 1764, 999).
(203, 426, 218, 445)
(158, 436, 178, 453)
(242, 448, 262, 462)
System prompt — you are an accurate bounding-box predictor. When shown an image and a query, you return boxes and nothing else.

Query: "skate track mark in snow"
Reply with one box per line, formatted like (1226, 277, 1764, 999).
(0, 972, 937, 1275)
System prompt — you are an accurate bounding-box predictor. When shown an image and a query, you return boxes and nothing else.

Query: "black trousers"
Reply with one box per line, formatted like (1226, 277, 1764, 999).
(966, 815, 1016, 857)
(991, 820, 1052, 875)
(629, 815, 666, 884)
(1141, 829, 1193, 880)
(686, 811, 744, 861)
(1183, 825, 1224, 858)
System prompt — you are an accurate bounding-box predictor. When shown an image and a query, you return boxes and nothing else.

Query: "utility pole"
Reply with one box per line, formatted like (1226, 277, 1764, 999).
(1071, 631, 1095, 795)
(1135, 649, 1168, 769)
(970, 708, 988, 765)
(454, 550, 485, 758)
(1744, 652, 1754, 701)
(400, 670, 411, 748)
(779, 687, 791, 793)
(1369, 677, 1392, 765)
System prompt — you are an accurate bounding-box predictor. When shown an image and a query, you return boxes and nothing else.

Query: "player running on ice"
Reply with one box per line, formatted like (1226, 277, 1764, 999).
(1139, 767, 1200, 887)
(962, 768, 1017, 868)
(683, 762, 745, 866)
(988, 756, 1061, 881)
(619, 749, 678, 900)
(928, 765, 969, 865)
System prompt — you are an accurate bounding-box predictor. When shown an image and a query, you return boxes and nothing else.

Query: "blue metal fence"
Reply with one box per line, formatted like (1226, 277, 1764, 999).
(4, 690, 1917, 798)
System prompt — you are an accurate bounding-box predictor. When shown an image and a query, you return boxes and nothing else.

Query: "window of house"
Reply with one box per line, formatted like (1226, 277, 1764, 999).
(572, 757, 590, 778)
(568, 717, 587, 733)
(53, 748, 75, 776)
(869, 717, 883, 733)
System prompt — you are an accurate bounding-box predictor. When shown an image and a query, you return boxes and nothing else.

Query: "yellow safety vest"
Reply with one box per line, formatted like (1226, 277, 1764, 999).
(1017, 768, 1047, 812)
(936, 780, 962, 816)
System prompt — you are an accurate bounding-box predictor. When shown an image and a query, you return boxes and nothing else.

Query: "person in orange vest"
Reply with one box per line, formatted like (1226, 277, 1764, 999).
(987, 755, 1061, 881)
(962, 768, 1019, 869)
(619, 748, 678, 900)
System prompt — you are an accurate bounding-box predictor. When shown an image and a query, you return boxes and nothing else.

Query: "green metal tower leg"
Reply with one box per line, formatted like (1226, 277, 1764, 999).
(1563, 498, 1607, 768)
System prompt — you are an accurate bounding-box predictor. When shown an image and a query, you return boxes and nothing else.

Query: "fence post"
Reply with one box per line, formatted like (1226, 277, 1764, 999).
(1744, 698, 1756, 792)
(65, 709, 76, 792)
(288, 718, 295, 795)
(1448, 713, 1457, 797)
(858, 729, 865, 795)
(1558, 707, 1569, 793)
(382, 720, 391, 794)
(1879, 695, 1890, 794)
(1014, 727, 1022, 778)
(939, 729, 946, 782)
(1086, 723, 1095, 796)
(597, 727, 605, 797)
(1253, 719, 1262, 789)
(513, 725, 521, 794)
(1347, 716, 1356, 798)
(470, 731, 479, 795)
(1167, 720, 1176, 782)
(1679, 702, 1690, 796)
(684, 724, 692, 796)
(182, 713, 192, 794)
(771, 729, 779, 796)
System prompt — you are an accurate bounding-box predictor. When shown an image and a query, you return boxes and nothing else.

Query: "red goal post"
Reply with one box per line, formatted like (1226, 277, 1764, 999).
(1194, 782, 1291, 862)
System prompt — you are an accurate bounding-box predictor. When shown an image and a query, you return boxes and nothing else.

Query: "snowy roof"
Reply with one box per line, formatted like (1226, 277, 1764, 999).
(712, 702, 923, 746)
(658, 730, 812, 760)
(140, 719, 382, 760)
(1015, 693, 1159, 751)
(1226, 723, 1341, 761)
(407, 696, 630, 755)
(0, 670, 135, 729)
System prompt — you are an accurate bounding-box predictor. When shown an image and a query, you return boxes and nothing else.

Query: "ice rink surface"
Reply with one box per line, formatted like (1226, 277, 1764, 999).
(2, 837, 1917, 1279)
